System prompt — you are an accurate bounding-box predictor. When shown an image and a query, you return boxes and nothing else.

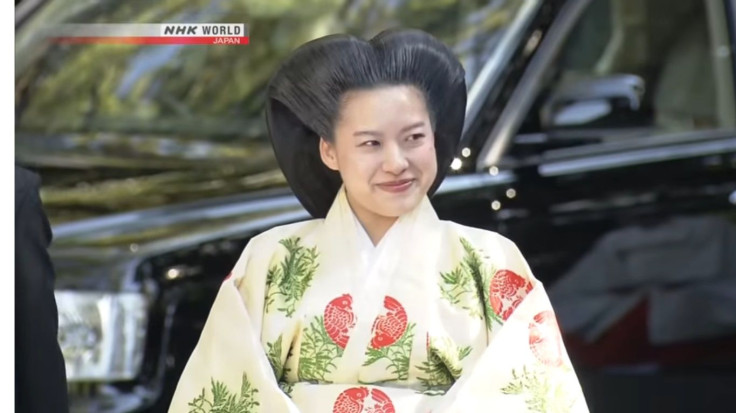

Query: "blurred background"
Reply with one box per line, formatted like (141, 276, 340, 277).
(15, 0, 521, 224)
(14, 0, 736, 412)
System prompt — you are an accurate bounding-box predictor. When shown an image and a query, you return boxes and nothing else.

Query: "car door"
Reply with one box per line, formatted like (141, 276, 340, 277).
(463, 0, 736, 412)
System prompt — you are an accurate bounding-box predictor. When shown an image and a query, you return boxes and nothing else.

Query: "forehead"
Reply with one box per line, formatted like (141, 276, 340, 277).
(337, 85, 430, 130)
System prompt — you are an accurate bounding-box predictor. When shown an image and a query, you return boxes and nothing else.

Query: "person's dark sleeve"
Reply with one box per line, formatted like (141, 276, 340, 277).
(15, 171, 70, 413)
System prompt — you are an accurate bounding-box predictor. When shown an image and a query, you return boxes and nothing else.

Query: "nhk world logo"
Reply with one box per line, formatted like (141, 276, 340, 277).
(49, 23, 250, 45)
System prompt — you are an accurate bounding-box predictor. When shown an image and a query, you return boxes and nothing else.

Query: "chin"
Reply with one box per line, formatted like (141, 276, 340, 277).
(375, 194, 423, 217)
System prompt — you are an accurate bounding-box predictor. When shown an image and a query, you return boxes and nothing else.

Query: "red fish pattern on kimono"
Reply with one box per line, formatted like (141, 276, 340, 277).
(529, 310, 565, 367)
(370, 296, 408, 349)
(490, 269, 533, 320)
(333, 387, 396, 413)
(325, 294, 356, 349)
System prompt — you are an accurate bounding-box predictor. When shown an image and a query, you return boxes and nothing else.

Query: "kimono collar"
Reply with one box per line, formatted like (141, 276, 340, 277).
(322, 185, 440, 249)
(318, 186, 443, 381)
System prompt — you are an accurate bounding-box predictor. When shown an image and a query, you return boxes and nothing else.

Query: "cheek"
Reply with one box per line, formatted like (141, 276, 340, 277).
(336, 150, 379, 182)
(415, 142, 438, 173)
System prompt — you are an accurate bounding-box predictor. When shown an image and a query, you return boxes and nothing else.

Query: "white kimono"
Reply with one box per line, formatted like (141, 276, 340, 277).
(169, 187, 588, 413)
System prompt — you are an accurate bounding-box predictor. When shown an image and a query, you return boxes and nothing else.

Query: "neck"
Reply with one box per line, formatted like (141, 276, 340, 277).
(345, 195, 398, 246)
(361, 214, 398, 246)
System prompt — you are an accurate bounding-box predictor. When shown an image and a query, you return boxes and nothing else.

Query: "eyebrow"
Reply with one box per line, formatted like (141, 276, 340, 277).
(353, 121, 426, 138)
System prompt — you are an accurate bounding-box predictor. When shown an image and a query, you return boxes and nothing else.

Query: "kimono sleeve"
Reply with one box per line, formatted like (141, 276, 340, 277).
(435, 234, 589, 413)
(168, 235, 301, 413)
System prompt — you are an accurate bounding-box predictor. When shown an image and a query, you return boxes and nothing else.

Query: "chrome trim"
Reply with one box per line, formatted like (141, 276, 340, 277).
(539, 136, 736, 176)
(139, 209, 312, 255)
(51, 173, 515, 242)
(706, 0, 736, 128)
(136, 173, 518, 254)
(52, 192, 301, 239)
(542, 129, 736, 161)
(478, 0, 591, 169)
(437, 172, 515, 192)
(462, 0, 543, 136)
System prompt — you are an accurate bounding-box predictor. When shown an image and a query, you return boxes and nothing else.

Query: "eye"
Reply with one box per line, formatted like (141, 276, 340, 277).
(407, 134, 425, 141)
(360, 140, 380, 147)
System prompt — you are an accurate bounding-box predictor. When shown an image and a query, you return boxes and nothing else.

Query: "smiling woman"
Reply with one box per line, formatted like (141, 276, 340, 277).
(264, 29, 466, 245)
(265, 30, 466, 220)
(320, 85, 439, 244)
(168, 28, 588, 413)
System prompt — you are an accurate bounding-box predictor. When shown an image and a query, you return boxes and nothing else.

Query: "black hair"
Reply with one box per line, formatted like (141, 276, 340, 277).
(266, 28, 467, 218)
(267, 34, 379, 142)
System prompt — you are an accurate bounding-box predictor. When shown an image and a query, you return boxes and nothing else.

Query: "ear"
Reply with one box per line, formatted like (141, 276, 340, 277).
(319, 137, 339, 171)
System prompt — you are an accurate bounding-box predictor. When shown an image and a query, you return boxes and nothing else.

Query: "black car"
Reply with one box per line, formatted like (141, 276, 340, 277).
(15, 0, 736, 411)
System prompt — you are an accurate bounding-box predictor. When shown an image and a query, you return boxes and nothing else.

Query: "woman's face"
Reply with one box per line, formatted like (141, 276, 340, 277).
(319, 85, 437, 220)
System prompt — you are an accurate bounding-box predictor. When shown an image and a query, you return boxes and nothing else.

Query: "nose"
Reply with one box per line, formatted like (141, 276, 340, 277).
(381, 143, 409, 175)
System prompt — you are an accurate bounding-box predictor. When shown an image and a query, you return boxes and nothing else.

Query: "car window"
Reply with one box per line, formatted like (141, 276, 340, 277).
(515, 0, 736, 146)
(15, 0, 532, 224)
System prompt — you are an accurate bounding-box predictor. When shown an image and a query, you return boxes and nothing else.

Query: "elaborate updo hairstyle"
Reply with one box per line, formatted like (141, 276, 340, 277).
(266, 29, 467, 218)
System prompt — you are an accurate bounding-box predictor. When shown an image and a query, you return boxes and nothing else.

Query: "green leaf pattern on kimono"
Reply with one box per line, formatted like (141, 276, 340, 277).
(501, 365, 577, 413)
(417, 336, 472, 394)
(362, 322, 416, 382)
(297, 315, 344, 382)
(278, 381, 294, 398)
(267, 336, 296, 396)
(266, 335, 284, 380)
(440, 237, 501, 329)
(187, 373, 259, 413)
(265, 237, 319, 317)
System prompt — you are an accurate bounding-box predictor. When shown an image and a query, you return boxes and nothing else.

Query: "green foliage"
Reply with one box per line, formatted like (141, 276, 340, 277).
(265, 237, 320, 317)
(362, 322, 416, 381)
(297, 316, 343, 382)
(266, 335, 284, 380)
(187, 373, 259, 413)
(417, 338, 472, 393)
(440, 237, 502, 329)
(501, 366, 574, 413)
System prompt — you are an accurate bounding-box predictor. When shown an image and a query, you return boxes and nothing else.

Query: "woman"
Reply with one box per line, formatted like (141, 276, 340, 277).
(169, 29, 588, 413)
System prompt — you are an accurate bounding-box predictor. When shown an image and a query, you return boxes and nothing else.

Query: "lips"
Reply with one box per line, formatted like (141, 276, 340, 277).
(376, 179, 414, 193)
